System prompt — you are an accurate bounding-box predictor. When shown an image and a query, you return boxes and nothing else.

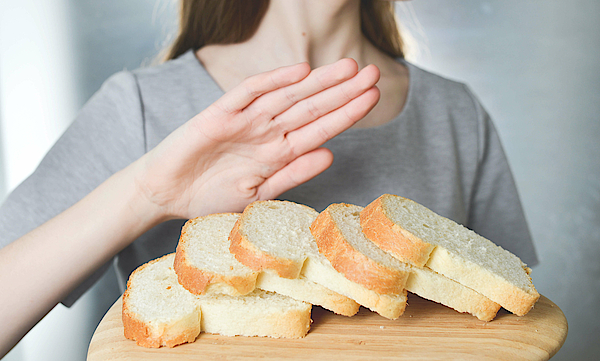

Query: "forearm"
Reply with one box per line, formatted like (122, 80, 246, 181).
(0, 164, 165, 357)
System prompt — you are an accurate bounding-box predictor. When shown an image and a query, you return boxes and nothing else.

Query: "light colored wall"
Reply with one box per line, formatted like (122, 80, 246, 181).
(1, 1, 597, 360)
(0, 0, 77, 193)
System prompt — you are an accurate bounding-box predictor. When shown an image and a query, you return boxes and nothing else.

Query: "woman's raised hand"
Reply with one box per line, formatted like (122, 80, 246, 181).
(0, 60, 380, 354)
(133, 58, 380, 220)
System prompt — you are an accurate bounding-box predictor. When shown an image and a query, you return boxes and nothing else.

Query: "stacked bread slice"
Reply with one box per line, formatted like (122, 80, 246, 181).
(360, 194, 540, 316)
(122, 195, 539, 348)
(123, 214, 314, 348)
(229, 200, 409, 319)
(175, 210, 360, 317)
(313, 203, 502, 321)
(122, 253, 312, 348)
(122, 254, 201, 348)
(174, 213, 258, 296)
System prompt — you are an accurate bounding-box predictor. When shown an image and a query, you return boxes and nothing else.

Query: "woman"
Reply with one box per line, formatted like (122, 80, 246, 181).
(0, 0, 537, 356)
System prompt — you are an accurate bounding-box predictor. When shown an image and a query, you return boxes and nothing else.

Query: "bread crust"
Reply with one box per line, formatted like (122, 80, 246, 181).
(122, 255, 200, 348)
(173, 249, 258, 295)
(360, 195, 435, 267)
(267, 308, 312, 338)
(122, 306, 199, 348)
(229, 205, 304, 279)
(174, 218, 258, 295)
(310, 204, 408, 295)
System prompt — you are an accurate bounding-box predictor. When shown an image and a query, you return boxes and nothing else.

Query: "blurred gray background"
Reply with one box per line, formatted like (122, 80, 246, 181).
(0, 0, 598, 360)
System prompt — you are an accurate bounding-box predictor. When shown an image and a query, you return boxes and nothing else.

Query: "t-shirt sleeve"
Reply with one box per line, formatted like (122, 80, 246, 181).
(0, 71, 146, 306)
(463, 85, 539, 266)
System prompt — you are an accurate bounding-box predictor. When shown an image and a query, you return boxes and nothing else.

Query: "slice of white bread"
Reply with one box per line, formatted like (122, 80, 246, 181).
(122, 253, 202, 348)
(174, 213, 258, 296)
(312, 202, 501, 321)
(123, 253, 312, 347)
(310, 203, 411, 295)
(229, 201, 360, 316)
(230, 200, 405, 319)
(360, 194, 539, 316)
(229, 200, 317, 279)
(309, 203, 413, 319)
(175, 210, 358, 316)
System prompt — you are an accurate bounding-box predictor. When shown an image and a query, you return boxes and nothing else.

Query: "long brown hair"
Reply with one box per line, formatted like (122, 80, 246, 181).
(164, 0, 404, 61)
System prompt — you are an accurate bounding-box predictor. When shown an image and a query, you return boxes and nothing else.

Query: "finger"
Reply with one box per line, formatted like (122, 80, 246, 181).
(257, 148, 334, 199)
(274, 64, 380, 133)
(214, 62, 311, 113)
(246, 58, 359, 119)
(286, 86, 380, 156)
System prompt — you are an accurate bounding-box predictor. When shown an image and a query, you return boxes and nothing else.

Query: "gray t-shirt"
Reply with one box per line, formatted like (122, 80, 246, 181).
(0, 50, 538, 306)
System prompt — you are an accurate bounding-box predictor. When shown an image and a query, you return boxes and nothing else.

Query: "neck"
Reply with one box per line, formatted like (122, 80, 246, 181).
(196, 0, 409, 128)
(251, 0, 367, 69)
(197, 0, 378, 85)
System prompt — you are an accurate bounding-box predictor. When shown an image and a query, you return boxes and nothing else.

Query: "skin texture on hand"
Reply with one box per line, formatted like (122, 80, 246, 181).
(133, 58, 381, 221)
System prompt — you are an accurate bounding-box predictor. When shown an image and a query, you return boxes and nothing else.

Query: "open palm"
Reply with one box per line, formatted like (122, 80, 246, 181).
(133, 58, 380, 220)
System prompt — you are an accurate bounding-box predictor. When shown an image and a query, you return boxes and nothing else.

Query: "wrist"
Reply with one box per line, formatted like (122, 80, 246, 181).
(114, 164, 171, 236)
(73, 163, 172, 258)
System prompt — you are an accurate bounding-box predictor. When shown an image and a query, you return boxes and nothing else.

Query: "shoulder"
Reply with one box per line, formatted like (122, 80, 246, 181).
(97, 50, 215, 98)
(398, 61, 498, 167)
(131, 51, 198, 84)
(130, 50, 220, 99)
(403, 61, 481, 117)
(93, 53, 198, 95)
(125, 50, 223, 128)
(402, 61, 489, 141)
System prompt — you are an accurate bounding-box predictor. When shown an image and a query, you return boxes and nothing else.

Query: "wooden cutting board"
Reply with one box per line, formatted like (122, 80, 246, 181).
(87, 294, 567, 361)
